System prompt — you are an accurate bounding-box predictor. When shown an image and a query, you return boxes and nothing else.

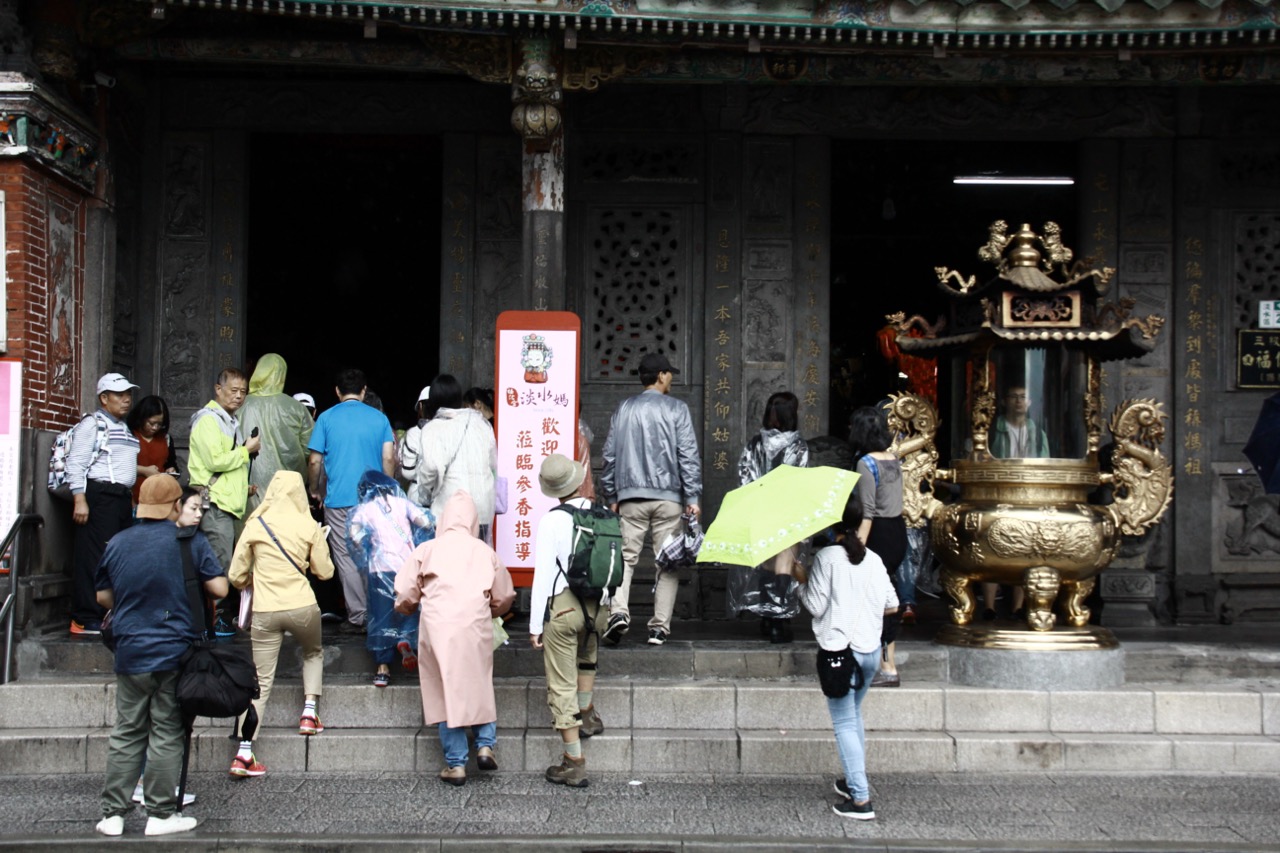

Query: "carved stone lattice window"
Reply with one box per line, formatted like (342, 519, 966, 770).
(1234, 213, 1280, 329)
(586, 207, 684, 381)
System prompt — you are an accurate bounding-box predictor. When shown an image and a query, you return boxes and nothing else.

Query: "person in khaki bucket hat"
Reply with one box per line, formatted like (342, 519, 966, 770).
(529, 453, 606, 788)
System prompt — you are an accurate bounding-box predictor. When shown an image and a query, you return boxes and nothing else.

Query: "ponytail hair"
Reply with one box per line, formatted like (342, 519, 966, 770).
(839, 492, 868, 565)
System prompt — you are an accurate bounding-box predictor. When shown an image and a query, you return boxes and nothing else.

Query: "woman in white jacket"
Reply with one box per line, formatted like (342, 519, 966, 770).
(415, 374, 497, 540)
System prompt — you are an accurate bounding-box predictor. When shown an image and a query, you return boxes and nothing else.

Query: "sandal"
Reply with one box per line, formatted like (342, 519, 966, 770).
(397, 640, 417, 673)
(373, 672, 390, 688)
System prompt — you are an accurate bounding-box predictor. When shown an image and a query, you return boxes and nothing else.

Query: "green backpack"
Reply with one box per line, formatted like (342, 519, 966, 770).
(554, 503, 624, 598)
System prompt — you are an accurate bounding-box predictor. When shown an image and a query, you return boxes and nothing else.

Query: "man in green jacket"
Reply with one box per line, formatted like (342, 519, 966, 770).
(188, 367, 261, 635)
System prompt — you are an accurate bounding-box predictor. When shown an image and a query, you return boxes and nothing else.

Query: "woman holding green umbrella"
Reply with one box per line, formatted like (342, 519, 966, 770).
(733, 391, 810, 643)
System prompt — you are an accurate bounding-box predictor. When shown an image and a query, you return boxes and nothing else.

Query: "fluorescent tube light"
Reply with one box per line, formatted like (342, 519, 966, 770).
(953, 175, 1075, 186)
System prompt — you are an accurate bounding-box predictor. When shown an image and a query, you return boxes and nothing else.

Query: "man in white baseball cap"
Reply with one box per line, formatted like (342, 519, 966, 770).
(67, 372, 142, 636)
(396, 385, 433, 506)
(292, 393, 316, 420)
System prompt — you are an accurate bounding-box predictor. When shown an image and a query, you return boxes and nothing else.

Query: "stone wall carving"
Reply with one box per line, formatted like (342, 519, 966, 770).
(164, 142, 206, 238)
(1232, 213, 1280, 331)
(158, 246, 208, 409)
(1218, 144, 1280, 189)
(743, 279, 788, 363)
(579, 138, 701, 185)
(474, 240, 523, 382)
(1221, 472, 1280, 559)
(1120, 141, 1173, 242)
(47, 201, 76, 396)
(744, 143, 791, 236)
(476, 137, 521, 240)
(744, 368, 788, 438)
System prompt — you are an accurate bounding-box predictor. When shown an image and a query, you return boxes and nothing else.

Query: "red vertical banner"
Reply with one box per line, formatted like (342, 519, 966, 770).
(494, 311, 581, 587)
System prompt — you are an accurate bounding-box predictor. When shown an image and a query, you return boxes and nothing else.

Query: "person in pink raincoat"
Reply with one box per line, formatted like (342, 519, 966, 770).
(394, 489, 515, 787)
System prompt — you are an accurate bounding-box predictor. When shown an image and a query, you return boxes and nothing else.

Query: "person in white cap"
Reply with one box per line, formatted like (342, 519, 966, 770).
(396, 385, 432, 506)
(292, 393, 316, 421)
(67, 372, 142, 636)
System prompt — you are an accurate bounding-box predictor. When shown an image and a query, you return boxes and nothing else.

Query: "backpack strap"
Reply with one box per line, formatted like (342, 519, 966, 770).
(860, 454, 881, 488)
(179, 534, 212, 638)
(257, 516, 307, 574)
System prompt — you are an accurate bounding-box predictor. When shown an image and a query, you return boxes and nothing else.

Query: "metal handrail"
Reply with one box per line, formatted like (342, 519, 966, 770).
(1, 513, 44, 684)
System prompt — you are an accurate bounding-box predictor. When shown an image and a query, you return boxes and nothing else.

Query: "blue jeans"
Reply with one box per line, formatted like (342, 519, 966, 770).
(437, 721, 497, 768)
(826, 650, 881, 802)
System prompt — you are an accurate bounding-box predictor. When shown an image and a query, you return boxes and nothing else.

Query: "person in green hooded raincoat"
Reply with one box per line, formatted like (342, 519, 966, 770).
(239, 354, 315, 516)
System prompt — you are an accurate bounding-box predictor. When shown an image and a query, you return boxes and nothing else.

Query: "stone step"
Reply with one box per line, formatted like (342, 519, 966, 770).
(3, 724, 1277, 776)
(21, 631, 1280, 683)
(5, 677, 1277, 736)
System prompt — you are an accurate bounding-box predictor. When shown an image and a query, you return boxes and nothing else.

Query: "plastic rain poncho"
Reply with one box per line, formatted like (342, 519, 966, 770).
(239, 354, 314, 515)
(348, 471, 435, 664)
(727, 429, 811, 618)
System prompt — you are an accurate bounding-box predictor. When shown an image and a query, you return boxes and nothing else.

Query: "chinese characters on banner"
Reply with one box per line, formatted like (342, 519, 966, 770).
(494, 312, 580, 585)
(0, 361, 21, 565)
(1183, 236, 1208, 476)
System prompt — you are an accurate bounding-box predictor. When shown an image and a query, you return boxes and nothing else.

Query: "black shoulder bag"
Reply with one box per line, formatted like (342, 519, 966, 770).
(816, 646, 863, 698)
(175, 534, 260, 720)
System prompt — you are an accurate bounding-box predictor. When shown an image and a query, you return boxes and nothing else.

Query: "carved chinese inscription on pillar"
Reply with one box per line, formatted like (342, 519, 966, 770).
(1183, 234, 1207, 476)
(797, 165, 824, 436)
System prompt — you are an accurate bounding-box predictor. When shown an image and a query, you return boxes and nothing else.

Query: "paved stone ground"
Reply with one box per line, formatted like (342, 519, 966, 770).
(1, 771, 1277, 851)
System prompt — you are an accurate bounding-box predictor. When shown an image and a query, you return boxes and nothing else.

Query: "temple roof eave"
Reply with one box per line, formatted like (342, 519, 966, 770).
(136, 0, 1280, 50)
(897, 323, 1159, 360)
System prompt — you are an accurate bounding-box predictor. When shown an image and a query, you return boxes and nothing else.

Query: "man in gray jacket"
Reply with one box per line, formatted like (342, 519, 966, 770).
(599, 352, 702, 646)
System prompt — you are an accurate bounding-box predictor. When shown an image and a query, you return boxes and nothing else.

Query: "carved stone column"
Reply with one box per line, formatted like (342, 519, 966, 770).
(512, 36, 564, 311)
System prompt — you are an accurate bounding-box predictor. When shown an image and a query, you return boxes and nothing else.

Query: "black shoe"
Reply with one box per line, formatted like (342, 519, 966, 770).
(338, 621, 366, 635)
(601, 613, 629, 646)
(832, 798, 875, 820)
(647, 628, 668, 646)
(769, 618, 793, 644)
(981, 608, 998, 622)
(1013, 607, 1027, 622)
(833, 778, 852, 800)
(759, 616, 773, 638)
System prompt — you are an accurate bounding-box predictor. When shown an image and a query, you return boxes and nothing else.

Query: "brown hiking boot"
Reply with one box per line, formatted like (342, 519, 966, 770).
(579, 705, 604, 739)
(545, 753, 588, 788)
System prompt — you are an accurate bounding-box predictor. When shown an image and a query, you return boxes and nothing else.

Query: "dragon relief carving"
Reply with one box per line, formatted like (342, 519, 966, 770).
(1092, 297, 1166, 341)
(1107, 398, 1175, 536)
(886, 393, 942, 528)
(986, 517, 1102, 564)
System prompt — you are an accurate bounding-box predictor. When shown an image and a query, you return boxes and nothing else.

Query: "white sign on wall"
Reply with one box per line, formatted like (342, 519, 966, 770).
(0, 359, 21, 552)
(1261, 301, 1280, 329)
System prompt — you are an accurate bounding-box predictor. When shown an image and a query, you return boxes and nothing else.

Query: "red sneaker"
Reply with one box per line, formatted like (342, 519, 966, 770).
(299, 714, 324, 735)
(229, 754, 266, 777)
(398, 640, 417, 673)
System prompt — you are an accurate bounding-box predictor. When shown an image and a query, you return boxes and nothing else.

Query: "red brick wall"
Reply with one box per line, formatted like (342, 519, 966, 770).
(1, 159, 87, 432)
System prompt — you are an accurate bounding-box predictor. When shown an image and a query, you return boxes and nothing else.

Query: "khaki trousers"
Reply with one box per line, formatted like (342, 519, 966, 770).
(543, 588, 608, 730)
(241, 605, 324, 732)
(613, 499, 684, 632)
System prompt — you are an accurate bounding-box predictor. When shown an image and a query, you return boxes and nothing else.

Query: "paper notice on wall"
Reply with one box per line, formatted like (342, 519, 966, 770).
(0, 359, 21, 565)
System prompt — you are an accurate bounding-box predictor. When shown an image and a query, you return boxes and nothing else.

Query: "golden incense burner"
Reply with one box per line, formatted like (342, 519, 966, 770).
(888, 222, 1172, 651)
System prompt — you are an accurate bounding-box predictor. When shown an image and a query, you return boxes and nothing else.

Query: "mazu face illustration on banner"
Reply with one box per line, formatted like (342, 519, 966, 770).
(495, 321, 580, 577)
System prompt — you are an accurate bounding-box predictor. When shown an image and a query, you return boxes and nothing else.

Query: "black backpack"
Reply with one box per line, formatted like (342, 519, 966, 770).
(553, 503, 624, 598)
(174, 533, 259, 719)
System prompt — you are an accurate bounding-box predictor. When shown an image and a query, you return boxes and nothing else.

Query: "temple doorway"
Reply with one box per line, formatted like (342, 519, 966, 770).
(246, 133, 443, 431)
(828, 138, 1079, 448)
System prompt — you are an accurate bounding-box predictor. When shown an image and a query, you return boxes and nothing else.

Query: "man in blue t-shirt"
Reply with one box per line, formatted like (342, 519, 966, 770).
(93, 475, 226, 838)
(307, 367, 395, 632)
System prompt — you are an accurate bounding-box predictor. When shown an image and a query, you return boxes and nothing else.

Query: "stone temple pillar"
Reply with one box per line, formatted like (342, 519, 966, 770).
(511, 36, 565, 311)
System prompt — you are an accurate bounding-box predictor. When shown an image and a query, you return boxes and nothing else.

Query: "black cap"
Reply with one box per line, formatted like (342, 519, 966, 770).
(639, 352, 680, 375)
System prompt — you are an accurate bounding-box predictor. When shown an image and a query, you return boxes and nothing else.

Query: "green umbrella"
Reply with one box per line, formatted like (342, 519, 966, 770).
(696, 465, 861, 568)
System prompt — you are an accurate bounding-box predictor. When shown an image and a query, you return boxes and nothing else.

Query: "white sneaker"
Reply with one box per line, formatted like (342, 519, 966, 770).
(133, 783, 196, 807)
(144, 814, 198, 836)
(95, 815, 124, 836)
